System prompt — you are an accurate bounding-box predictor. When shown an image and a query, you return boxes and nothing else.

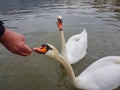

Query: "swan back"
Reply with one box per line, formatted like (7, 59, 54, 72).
(76, 56, 120, 90)
(66, 29, 87, 64)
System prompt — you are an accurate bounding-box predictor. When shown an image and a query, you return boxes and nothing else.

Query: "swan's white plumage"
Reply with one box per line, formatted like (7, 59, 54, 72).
(38, 44, 120, 90)
(59, 29, 87, 64)
(66, 29, 87, 64)
(76, 56, 120, 90)
(57, 16, 87, 64)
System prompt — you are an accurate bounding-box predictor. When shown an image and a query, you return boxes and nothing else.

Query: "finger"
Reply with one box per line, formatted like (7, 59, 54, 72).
(23, 44, 33, 53)
(18, 52, 31, 56)
(13, 44, 33, 56)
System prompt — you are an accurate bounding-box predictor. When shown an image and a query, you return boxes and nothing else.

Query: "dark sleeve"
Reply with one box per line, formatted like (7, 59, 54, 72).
(0, 20, 5, 37)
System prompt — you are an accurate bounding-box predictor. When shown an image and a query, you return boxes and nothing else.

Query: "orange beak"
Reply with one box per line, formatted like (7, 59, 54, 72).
(33, 46, 47, 54)
(57, 21, 63, 30)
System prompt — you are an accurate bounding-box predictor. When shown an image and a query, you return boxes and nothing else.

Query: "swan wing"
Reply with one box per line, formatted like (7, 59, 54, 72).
(77, 56, 120, 90)
(66, 29, 87, 64)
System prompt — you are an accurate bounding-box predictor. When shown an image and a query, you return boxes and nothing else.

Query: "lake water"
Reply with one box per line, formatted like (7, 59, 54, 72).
(0, 0, 120, 90)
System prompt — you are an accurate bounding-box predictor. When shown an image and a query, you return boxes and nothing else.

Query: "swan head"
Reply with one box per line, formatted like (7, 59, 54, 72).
(33, 43, 59, 59)
(57, 15, 63, 30)
(57, 15, 62, 22)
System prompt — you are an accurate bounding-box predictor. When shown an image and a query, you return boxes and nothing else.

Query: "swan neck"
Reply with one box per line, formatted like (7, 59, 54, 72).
(59, 30, 67, 55)
(56, 54, 76, 84)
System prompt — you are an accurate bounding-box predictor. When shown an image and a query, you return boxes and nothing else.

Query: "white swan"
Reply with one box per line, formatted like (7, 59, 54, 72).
(57, 16, 87, 64)
(33, 43, 120, 90)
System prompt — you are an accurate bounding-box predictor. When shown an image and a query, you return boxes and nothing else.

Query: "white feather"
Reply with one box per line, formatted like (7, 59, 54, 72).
(44, 44, 120, 90)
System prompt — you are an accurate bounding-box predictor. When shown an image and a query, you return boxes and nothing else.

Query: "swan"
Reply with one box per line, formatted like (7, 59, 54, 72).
(33, 43, 120, 90)
(56, 16, 87, 64)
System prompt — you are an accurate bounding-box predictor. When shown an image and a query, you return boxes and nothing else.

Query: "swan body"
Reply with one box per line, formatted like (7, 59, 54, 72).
(76, 56, 120, 90)
(33, 43, 120, 90)
(66, 29, 87, 64)
(57, 16, 87, 64)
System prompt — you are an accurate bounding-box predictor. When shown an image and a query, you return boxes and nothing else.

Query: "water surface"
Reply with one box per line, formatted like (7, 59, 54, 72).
(0, 0, 120, 90)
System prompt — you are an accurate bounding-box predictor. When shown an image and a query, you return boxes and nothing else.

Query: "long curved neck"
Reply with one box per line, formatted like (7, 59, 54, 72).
(59, 30, 67, 57)
(55, 53, 76, 84)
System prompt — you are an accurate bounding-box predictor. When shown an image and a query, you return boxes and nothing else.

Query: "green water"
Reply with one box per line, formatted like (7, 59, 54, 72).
(0, 0, 120, 90)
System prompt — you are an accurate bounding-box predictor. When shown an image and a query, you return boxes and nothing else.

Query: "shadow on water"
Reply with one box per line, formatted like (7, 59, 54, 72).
(0, 0, 120, 90)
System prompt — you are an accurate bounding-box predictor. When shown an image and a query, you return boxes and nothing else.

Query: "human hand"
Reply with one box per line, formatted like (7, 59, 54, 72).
(0, 29, 33, 56)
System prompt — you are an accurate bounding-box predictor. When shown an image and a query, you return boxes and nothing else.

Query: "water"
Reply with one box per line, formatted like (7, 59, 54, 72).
(0, 0, 120, 90)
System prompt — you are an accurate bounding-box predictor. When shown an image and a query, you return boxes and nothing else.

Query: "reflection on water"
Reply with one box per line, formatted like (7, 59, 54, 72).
(0, 0, 120, 90)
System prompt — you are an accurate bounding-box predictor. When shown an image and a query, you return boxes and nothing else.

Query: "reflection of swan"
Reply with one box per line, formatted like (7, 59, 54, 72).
(33, 43, 120, 90)
(57, 16, 87, 64)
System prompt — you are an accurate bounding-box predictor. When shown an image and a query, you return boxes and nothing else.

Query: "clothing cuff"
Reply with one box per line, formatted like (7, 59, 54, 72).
(0, 20, 5, 37)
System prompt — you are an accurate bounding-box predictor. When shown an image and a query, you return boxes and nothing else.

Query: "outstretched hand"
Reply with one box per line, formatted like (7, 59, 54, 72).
(0, 28, 33, 56)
